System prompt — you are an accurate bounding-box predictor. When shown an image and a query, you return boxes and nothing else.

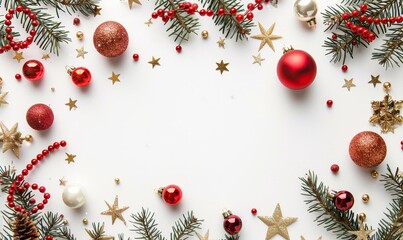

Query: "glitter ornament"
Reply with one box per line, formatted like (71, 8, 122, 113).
(62, 184, 86, 208)
(26, 104, 54, 130)
(158, 184, 182, 206)
(349, 131, 387, 168)
(66, 66, 92, 87)
(333, 190, 354, 211)
(22, 60, 44, 81)
(93, 21, 129, 57)
(223, 210, 242, 235)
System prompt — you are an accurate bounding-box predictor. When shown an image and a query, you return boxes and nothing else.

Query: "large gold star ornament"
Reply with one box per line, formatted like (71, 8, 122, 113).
(368, 75, 381, 88)
(216, 60, 229, 74)
(251, 22, 282, 52)
(0, 122, 25, 158)
(65, 153, 76, 164)
(348, 221, 374, 240)
(65, 98, 77, 111)
(108, 72, 121, 85)
(128, 0, 141, 8)
(101, 195, 129, 225)
(13, 51, 24, 63)
(258, 203, 298, 240)
(148, 57, 161, 68)
(342, 78, 356, 91)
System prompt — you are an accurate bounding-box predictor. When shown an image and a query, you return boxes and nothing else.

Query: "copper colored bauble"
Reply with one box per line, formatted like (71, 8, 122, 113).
(277, 49, 317, 90)
(22, 60, 45, 81)
(93, 21, 129, 57)
(333, 190, 354, 211)
(223, 210, 242, 235)
(160, 184, 182, 206)
(26, 104, 54, 130)
(349, 131, 386, 168)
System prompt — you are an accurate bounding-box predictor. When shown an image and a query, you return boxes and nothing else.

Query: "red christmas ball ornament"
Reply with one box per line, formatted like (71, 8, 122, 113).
(26, 104, 54, 130)
(66, 66, 91, 87)
(158, 184, 182, 206)
(277, 48, 317, 90)
(349, 131, 387, 168)
(333, 190, 354, 211)
(223, 210, 242, 235)
(93, 21, 129, 57)
(22, 60, 44, 81)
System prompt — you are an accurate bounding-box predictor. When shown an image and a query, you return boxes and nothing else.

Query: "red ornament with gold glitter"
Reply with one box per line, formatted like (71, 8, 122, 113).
(66, 66, 91, 87)
(349, 131, 387, 168)
(158, 184, 182, 206)
(223, 210, 242, 235)
(22, 60, 44, 81)
(93, 21, 129, 57)
(26, 103, 54, 130)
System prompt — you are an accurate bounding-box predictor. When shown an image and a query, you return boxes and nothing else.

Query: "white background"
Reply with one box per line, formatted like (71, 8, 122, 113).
(0, 0, 402, 239)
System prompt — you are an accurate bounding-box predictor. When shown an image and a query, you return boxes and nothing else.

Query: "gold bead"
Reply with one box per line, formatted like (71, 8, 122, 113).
(201, 30, 209, 39)
(358, 212, 366, 222)
(114, 178, 120, 184)
(371, 170, 378, 178)
(76, 31, 84, 40)
(63, 219, 68, 225)
(362, 194, 370, 203)
(383, 82, 391, 91)
(24, 135, 33, 142)
(82, 218, 88, 225)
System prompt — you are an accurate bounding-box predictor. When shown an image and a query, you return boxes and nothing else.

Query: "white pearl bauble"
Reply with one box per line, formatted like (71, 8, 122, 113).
(62, 184, 86, 208)
(294, 0, 318, 27)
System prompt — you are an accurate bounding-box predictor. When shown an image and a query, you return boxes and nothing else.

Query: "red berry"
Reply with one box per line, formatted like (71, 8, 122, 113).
(44, 193, 51, 199)
(37, 154, 43, 160)
(31, 183, 38, 190)
(31, 207, 38, 213)
(251, 208, 257, 215)
(151, 12, 158, 19)
(217, 8, 225, 16)
(42, 149, 49, 156)
(229, 8, 237, 15)
(374, 18, 381, 24)
(246, 12, 254, 20)
(32, 20, 39, 27)
(60, 140, 67, 147)
(247, 3, 255, 10)
(360, 4, 367, 12)
(167, 10, 175, 18)
(157, 9, 165, 17)
(381, 18, 388, 24)
(45, 236, 53, 240)
(31, 159, 38, 165)
(327, 100, 333, 107)
(133, 53, 139, 61)
(351, 10, 359, 17)
(16, 5, 23, 12)
(23, 182, 30, 188)
(331, 164, 340, 173)
(21, 169, 28, 176)
(359, 15, 367, 22)
(257, 4, 263, 10)
(73, 17, 80, 25)
(29, 198, 36, 204)
(206, 9, 214, 16)
(236, 14, 244, 22)
(366, 17, 373, 24)
(342, 13, 350, 20)
(396, 16, 403, 23)
(39, 186, 46, 193)
(175, 45, 182, 53)
(331, 34, 337, 39)
(389, 17, 396, 24)
(341, 65, 348, 72)
(53, 142, 60, 149)
(199, 9, 206, 16)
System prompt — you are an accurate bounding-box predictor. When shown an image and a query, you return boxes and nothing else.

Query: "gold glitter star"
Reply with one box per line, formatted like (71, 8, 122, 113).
(65, 153, 76, 164)
(42, 53, 50, 60)
(369, 75, 381, 88)
(252, 53, 265, 66)
(0, 91, 8, 106)
(0, 122, 24, 158)
(101, 195, 129, 225)
(59, 177, 67, 186)
(93, 6, 102, 16)
(196, 230, 209, 240)
(251, 22, 282, 52)
(13, 51, 24, 63)
(145, 18, 153, 26)
(258, 203, 298, 240)
(65, 98, 77, 111)
(148, 57, 161, 68)
(85, 222, 114, 240)
(108, 72, 121, 85)
(128, 0, 141, 8)
(348, 222, 374, 240)
(342, 78, 356, 91)
(216, 60, 229, 74)
(217, 38, 225, 48)
(76, 47, 88, 59)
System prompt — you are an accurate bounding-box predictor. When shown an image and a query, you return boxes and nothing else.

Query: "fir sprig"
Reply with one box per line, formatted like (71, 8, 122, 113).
(85, 222, 114, 240)
(169, 211, 202, 240)
(225, 234, 240, 240)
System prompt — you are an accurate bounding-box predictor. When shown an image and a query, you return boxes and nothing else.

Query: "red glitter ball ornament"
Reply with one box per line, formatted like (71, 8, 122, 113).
(160, 184, 182, 206)
(277, 49, 317, 90)
(93, 21, 129, 57)
(333, 190, 354, 211)
(22, 59, 44, 81)
(26, 103, 54, 130)
(349, 131, 387, 168)
(67, 67, 91, 87)
(223, 210, 242, 235)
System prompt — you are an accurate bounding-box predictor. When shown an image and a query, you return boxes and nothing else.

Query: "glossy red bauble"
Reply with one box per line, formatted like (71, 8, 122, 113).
(70, 67, 91, 87)
(223, 212, 242, 235)
(277, 49, 317, 90)
(161, 184, 182, 206)
(333, 190, 354, 211)
(26, 104, 54, 130)
(22, 60, 44, 81)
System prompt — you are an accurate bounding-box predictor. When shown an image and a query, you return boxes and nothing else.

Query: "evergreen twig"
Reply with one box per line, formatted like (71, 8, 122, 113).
(131, 208, 165, 240)
(225, 234, 240, 240)
(169, 211, 202, 240)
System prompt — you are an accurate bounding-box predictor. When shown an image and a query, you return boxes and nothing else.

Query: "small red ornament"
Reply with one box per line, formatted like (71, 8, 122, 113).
(15, 74, 21, 80)
(330, 164, 339, 173)
(93, 21, 129, 57)
(277, 48, 317, 90)
(341, 65, 348, 72)
(223, 210, 242, 235)
(22, 60, 45, 81)
(327, 100, 333, 107)
(158, 184, 182, 206)
(26, 103, 54, 130)
(349, 131, 386, 168)
(175, 45, 182, 53)
(73, 18, 80, 25)
(333, 190, 354, 211)
(133, 53, 139, 61)
(251, 208, 257, 215)
(66, 66, 91, 87)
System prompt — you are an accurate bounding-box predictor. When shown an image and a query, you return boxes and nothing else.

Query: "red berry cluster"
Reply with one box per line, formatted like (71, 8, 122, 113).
(6, 140, 67, 217)
(0, 6, 37, 53)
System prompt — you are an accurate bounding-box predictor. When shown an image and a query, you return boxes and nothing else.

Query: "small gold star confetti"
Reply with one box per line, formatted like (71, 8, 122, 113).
(0, 122, 24, 158)
(114, 178, 120, 184)
(258, 203, 298, 240)
(65, 153, 76, 164)
(342, 78, 356, 91)
(216, 60, 229, 74)
(128, 0, 141, 9)
(0, 91, 8, 106)
(93, 6, 102, 16)
(59, 177, 67, 186)
(42, 53, 50, 60)
(217, 38, 225, 48)
(252, 53, 265, 66)
(301, 236, 322, 240)
(196, 230, 209, 240)
(348, 221, 374, 240)
(13, 51, 24, 63)
(85, 222, 114, 240)
(101, 195, 129, 225)
(108, 72, 121, 85)
(145, 18, 153, 26)
(368, 75, 381, 88)
(251, 22, 282, 52)
(148, 57, 161, 68)
(76, 47, 88, 59)
(65, 98, 77, 111)
(51, 87, 55, 92)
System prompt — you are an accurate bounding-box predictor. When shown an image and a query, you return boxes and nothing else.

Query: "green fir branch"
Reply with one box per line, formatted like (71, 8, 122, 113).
(85, 222, 113, 240)
(374, 199, 403, 240)
(58, 227, 78, 240)
(372, 25, 403, 68)
(169, 211, 202, 240)
(131, 208, 166, 240)
(225, 234, 240, 240)
(37, 212, 67, 238)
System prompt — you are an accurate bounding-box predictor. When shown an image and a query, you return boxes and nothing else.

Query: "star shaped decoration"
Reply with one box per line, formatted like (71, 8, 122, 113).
(301, 236, 322, 240)
(369, 75, 381, 88)
(145, 18, 153, 26)
(76, 47, 88, 59)
(258, 203, 298, 240)
(93, 6, 102, 16)
(196, 230, 209, 240)
(348, 222, 374, 240)
(65, 98, 77, 111)
(369, 93, 403, 133)
(13, 51, 24, 63)
(216, 60, 229, 74)
(65, 153, 76, 164)
(217, 38, 225, 48)
(0, 91, 8, 106)
(251, 22, 282, 52)
(252, 53, 265, 66)
(108, 72, 121, 85)
(148, 57, 161, 68)
(128, 0, 141, 9)
(342, 78, 356, 91)
(59, 177, 67, 186)
(101, 195, 129, 225)
(0, 122, 24, 158)
(42, 53, 50, 60)
(85, 222, 114, 240)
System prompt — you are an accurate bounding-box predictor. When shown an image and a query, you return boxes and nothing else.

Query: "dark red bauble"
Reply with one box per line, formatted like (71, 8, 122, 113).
(333, 190, 354, 211)
(277, 49, 317, 90)
(93, 21, 129, 57)
(161, 184, 182, 206)
(70, 67, 91, 87)
(223, 214, 243, 235)
(26, 104, 54, 130)
(22, 60, 45, 81)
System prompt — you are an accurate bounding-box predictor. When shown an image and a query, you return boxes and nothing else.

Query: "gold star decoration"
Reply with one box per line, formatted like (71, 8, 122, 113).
(342, 78, 356, 91)
(148, 57, 161, 68)
(145, 18, 153, 26)
(85, 222, 114, 240)
(0, 78, 7, 106)
(13, 51, 24, 63)
(252, 53, 265, 66)
(348, 221, 374, 240)
(59, 177, 67, 186)
(42, 53, 50, 60)
(301, 236, 322, 240)
(65, 98, 77, 111)
(108, 72, 121, 85)
(217, 38, 225, 48)
(196, 230, 209, 240)
(369, 75, 381, 88)
(76, 47, 88, 59)
(216, 60, 229, 74)
(258, 203, 298, 240)
(93, 6, 102, 16)
(0, 122, 24, 158)
(128, 0, 141, 9)
(65, 153, 76, 164)
(101, 195, 129, 225)
(251, 22, 282, 52)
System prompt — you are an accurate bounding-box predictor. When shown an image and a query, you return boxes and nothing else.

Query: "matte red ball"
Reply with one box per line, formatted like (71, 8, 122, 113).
(349, 131, 386, 168)
(277, 49, 317, 90)
(161, 184, 182, 205)
(223, 214, 242, 235)
(26, 104, 54, 130)
(22, 60, 45, 81)
(333, 190, 354, 211)
(93, 21, 129, 57)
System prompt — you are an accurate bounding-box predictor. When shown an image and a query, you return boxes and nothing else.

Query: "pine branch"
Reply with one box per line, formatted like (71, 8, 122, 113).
(374, 199, 403, 240)
(37, 212, 66, 238)
(58, 227, 78, 240)
(225, 234, 240, 240)
(372, 25, 403, 68)
(169, 211, 202, 240)
(85, 222, 114, 240)
(131, 208, 166, 240)
(382, 165, 403, 199)
(35, 0, 99, 17)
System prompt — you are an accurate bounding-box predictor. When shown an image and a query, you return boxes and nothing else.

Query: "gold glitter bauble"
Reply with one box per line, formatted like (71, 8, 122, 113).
(201, 30, 209, 39)
(82, 218, 88, 225)
(76, 31, 84, 40)
(371, 170, 379, 178)
(349, 131, 387, 168)
(362, 194, 370, 203)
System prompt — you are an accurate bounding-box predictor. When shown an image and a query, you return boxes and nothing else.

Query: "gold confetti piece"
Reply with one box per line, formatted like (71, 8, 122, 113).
(13, 51, 24, 63)
(65, 153, 76, 164)
(65, 98, 77, 111)
(128, 0, 141, 9)
(93, 6, 102, 16)
(101, 195, 129, 225)
(342, 78, 356, 91)
(251, 22, 282, 52)
(59, 177, 67, 186)
(301, 236, 322, 240)
(148, 57, 161, 68)
(108, 72, 121, 85)
(368, 75, 381, 88)
(196, 230, 209, 240)
(42, 53, 50, 60)
(0, 91, 8, 106)
(252, 53, 265, 66)
(76, 47, 88, 59)
(217, 38, 225, 48)
(216, 60, 229, 74)
(145, 18, 153, 26)
(258, 203, 298, 240)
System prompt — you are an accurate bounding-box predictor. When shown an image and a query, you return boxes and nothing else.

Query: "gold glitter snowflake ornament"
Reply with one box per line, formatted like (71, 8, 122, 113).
(369, 82, 403, 133)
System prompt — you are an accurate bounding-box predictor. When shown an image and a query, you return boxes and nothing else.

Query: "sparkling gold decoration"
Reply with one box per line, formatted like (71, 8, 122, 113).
(65, 98, 77, 111)
(362, 194, 370, 203)
(369, 75, 381, 88)
(201, 30, 209, 39)
(301, 236, 322, 240)
(0, 79, 8, 106)
(371, 170, 379, 178)
(369, 82, 403, 133)
(63, 219, 68, 225)
(76, 31, 84, 40)
(85, 222, 114, 240)
(108, 72, 121, 85)
(216, 60, 229, 74)
(196, 230, 209, 240)
(348, 219, 374, 240)
(258, 203, 298, 240)
(93, 6, 102, 16)
(101, 195, 129, 225)
(83, 218, 89, 225)
(342, 78, 356, 91)
(24, 135, 33, 142)
(13, 51, 24, 63)
(114, 178, 120, 184)
(0, 122, 25, 158)
(76, 47, 88, 59)
(358, 213, 366, 222)
(217, 38, 225, 48)
(148, 57, 161, 68)
(251, 22, 282, 52)
(145, 18, 153, 26)
(252, 53, 265, 66)
(42, 53, 50, 60)
(128, 0, 141, 9)
(65, 153, 76, 164)
(59, 177, 67, 186)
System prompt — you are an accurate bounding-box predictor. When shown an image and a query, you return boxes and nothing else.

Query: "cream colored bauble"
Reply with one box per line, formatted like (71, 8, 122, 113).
(294, 0, 318, 28)
(62, 184, 86, 208)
